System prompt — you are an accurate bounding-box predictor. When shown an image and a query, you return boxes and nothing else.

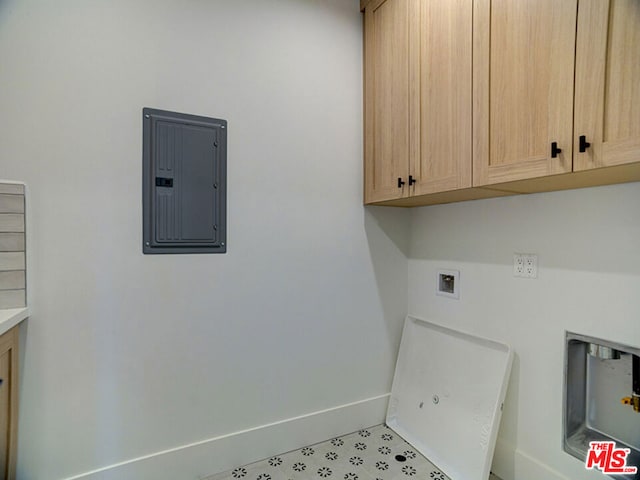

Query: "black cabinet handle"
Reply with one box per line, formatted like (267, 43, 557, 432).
(579, 135, 591, 153)
(397, 177, 406, 188)
(408, 175, 417, 186)
(551, 142, 562, 158)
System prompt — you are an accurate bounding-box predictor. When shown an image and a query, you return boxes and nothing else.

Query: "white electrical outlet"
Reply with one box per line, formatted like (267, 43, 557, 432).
(524, 254, 538, 278)
(514, 253, 538, 278)
(513, 254, 525, 276)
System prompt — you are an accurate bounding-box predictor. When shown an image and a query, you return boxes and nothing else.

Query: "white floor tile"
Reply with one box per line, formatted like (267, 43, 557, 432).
(204, 424, 467, 480)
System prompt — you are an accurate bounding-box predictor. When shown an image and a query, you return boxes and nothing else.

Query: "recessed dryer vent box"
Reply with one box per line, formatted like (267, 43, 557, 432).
(143, 108, 227, 254)
(387, 316, 513, 480)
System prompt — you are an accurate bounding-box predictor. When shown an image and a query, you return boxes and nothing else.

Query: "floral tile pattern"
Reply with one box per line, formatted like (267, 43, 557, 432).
(203, 424, 502, 480)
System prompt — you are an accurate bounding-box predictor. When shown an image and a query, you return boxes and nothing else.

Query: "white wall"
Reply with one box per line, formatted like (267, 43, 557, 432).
(408, 182, 640, 480)
(0, 1, 410, 478)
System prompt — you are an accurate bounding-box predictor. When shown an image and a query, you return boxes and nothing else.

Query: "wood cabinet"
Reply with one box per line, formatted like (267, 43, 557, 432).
(363, 0, 412, 203)
(473, 0, 577, 186)
(474, 0, 640, 189)
(0, 326, 18, 480)
(363, 0, 475, 204)
(412, 0, 472, 197)
(363, 0, 640, 206)
(573, 0, 640, 172)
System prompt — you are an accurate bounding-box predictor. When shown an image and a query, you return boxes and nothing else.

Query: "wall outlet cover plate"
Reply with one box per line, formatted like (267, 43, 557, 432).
(513, 253, 537, 278)
(387, 316, 513, 480)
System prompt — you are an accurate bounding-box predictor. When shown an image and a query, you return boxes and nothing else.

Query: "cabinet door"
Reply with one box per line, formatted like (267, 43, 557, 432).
(0, 349, 8, 478)
(0, 327, 17, 480)
(410, 0, 472, 196)
(473, 0, 577, 186)
(574, 0, 640, 171)
(364, 0, 414, 203)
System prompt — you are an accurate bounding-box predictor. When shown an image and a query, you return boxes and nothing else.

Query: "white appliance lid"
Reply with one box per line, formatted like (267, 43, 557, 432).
(387, 316, 513, 480)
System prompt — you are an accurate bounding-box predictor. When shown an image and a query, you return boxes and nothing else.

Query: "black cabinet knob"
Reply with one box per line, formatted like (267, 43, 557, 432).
(579, 135, 591, 153)
(551, 142, 562, 158)
(397, 177, 406, 188)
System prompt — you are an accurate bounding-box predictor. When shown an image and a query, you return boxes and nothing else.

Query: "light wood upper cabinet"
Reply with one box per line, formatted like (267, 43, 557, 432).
(363, 0, 640, 206)
(573, 0, 640, 172)
(473, 0, 577, 186)
(474, 0, 640, 189)
(363, 0, 472, 204)
(364, 0, 412, 203)
(411, 0, 472, 197)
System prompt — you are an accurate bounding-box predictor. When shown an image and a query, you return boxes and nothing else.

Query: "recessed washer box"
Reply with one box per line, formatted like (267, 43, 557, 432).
(142, 108, 227, 254)
(563, 332, 640, 479)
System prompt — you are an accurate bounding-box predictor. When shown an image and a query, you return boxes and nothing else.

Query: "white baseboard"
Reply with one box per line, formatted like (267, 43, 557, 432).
(63, 394, 390, 480)
(492, 439, 570, 480)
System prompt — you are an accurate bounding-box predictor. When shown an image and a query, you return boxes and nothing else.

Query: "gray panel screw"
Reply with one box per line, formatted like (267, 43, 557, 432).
(145, 114, 150, 119)
(145, 242, 150, 246)
(221, 242, 225, 246)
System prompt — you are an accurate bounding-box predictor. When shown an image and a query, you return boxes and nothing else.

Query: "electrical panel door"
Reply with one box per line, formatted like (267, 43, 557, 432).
(143, 108, 227, 254)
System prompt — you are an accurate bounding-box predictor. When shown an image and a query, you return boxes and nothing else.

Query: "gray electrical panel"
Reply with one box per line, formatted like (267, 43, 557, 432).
(143, 108, 227, 254)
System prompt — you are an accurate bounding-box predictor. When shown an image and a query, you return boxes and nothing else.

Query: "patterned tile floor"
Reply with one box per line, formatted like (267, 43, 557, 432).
(203, 424, 501, 480)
